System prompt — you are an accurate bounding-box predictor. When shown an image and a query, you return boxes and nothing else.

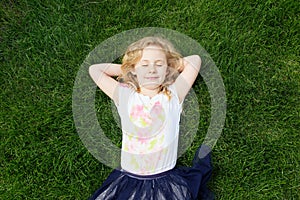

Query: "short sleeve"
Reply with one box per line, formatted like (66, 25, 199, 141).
(168, 84, 183, 109)
(115, 83, 134, 114)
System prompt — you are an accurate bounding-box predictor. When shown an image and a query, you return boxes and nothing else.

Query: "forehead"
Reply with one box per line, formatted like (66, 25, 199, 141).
(140, 45, 167, 61)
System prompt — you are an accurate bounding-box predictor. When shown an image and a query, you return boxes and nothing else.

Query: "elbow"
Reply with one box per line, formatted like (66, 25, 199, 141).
(89, 64, 96, 72)
(191, 55, 201, 71)
(194, 55, 201, 67)
(89, 64, 99, 75)
(88, 64, 99, 79)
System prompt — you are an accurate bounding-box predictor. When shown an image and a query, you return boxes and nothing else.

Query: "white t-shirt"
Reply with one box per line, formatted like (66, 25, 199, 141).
(116, 83, 182, 175)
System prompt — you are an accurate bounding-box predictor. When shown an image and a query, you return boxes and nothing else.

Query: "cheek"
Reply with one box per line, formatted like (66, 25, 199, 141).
(135, 69, 146, 78)
(158, 68, 167, 76)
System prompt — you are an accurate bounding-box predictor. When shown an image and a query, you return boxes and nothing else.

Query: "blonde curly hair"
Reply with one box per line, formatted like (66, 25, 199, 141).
(118, 37, 183, 97)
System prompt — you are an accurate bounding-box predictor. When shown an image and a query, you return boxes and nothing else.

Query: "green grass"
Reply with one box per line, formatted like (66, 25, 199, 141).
(1, 0, 299, 199)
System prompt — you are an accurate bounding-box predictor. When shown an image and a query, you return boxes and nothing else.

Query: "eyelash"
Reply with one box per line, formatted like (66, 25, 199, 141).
(141, 64, 164, 67)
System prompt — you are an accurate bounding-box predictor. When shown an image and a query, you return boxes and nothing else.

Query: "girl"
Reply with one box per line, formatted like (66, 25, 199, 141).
(88, 37, 214, 200)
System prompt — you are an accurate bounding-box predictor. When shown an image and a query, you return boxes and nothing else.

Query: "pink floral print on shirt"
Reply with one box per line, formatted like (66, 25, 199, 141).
(129, 101, 165, 129)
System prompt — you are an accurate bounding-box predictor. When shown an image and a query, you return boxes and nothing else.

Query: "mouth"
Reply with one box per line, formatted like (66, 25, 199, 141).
(145, 77, 159, 80)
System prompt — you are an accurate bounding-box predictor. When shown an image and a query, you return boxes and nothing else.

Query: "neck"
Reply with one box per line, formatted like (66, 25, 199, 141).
(140, 87, 160, 98)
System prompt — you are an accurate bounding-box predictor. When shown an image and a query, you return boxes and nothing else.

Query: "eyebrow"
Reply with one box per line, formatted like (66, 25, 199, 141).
(140, 59, 165, 62)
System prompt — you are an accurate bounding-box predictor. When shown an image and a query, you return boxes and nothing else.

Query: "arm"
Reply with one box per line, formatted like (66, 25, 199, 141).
(174, 55, 201, 103)
(89, 63, 121, 103)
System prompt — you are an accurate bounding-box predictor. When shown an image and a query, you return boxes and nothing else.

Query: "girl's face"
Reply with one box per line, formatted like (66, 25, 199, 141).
(134, 45, 168, 91)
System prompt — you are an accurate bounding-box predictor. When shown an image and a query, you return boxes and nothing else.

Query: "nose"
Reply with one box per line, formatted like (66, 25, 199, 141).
(148, 63, 157, 73)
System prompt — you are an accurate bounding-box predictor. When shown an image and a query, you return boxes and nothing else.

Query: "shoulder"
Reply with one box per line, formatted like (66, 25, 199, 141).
(119, 83, 130, 88)
(118, 83, 136, 94)
(115, 83, 136, 106)
(167, 84, 183, 105)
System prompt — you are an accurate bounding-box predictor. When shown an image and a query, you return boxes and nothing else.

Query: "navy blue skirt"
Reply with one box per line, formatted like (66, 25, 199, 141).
(89, 145, 214, 200)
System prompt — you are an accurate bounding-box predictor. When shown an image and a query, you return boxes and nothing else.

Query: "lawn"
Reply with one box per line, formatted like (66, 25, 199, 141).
(1, 0, 299, 199)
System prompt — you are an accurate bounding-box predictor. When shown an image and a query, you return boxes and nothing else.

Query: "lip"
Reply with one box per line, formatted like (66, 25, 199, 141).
(145, 77, 159, 80)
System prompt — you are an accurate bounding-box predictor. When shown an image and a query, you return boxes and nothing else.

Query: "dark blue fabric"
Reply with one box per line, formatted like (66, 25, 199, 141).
(89, 145, 214, 200)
